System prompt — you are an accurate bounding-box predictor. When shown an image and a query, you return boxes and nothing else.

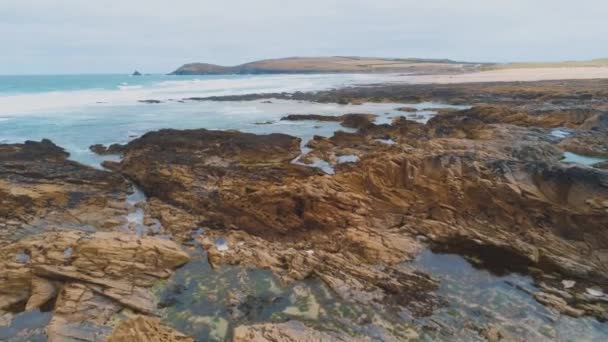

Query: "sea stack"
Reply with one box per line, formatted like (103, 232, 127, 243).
(132, 70, 142, 76)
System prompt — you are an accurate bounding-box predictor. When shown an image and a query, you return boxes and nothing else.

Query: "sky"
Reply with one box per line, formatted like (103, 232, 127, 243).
(1, 0, 607, 74)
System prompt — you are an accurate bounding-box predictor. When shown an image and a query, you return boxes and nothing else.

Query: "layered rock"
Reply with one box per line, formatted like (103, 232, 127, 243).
(108, 316, 194, 342)
(232, 320, 397, 342)
(281, 113, 377, 129)
(99, 102, 608, 321)
(0, 139, 130, 244)
(102, 128, 442, 316)
(0, 230, 190, 341)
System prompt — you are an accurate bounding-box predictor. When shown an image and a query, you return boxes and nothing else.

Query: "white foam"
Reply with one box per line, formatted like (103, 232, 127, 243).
(0, 73, 407, 117)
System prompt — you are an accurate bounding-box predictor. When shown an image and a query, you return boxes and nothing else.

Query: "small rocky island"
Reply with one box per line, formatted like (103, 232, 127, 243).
(132, 70, 142, 76)
(1, 79, 608, 340)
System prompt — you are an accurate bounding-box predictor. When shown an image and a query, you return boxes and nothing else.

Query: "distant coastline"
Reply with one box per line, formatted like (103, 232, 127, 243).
(169, 56, 484, 75)
(170, 56, 608, 75)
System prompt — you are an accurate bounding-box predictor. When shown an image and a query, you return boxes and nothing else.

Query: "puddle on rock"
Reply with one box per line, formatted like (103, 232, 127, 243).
(336, 154, 359, 164)
(562, 152, 607, 166)
(374, 102, 469, 125)
(375, 138, 396, 145)
(0, 309, 52, 341)
(412, 250, 608, 341)
(154, 247, 418, 341)
(550, 128, 572, 139)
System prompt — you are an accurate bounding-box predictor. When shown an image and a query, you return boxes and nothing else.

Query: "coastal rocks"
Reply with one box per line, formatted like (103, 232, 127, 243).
(232, 320, 380, 342)
(0, 139, 129, 244)
(593, 161, 608, 169)
(281, 113, 377, 129)
(193, 79, 608, 106)
(558, 130, 608, 157)
(100, 107, 608, 320)
(101, 129, 319, 236)
(101, 128, 444, 315)
(533, 292, 586, 317)
(396, 106, 418, 112)
(108, 316, 194, 342)
(46, 282, 120, 341)
(0, 230, 190, 341)
(89, 143, 125, 155)
(86, 78, 608, 329)
(197, 229, 441, 315)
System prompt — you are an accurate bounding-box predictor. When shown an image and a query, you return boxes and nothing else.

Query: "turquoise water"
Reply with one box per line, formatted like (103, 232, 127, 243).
(562, 152, 607, 166)
(414, 250, 608, 341)
(0, 74, 199, 94)
(0, 73, 398, 95)
(0, 73, 463, 167)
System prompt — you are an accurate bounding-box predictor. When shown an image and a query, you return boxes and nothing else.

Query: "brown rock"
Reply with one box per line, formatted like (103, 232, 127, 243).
(534, 292, 586, 317)
(233, 320, 377, 342)
(0, 139, 129, 245)
(0, 230, 190, 340)
(281, 113, 377, 129)
(25, 276, 57, 310)
(109, 316, 194, 342)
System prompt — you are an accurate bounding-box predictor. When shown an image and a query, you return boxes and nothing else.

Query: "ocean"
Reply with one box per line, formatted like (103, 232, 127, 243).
(0, 73, 459, 167)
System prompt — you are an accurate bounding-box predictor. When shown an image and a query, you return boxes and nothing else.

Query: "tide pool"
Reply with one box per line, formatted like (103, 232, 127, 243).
(562, 152, 607, 166)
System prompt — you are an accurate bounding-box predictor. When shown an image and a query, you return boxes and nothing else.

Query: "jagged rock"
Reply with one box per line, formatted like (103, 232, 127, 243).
(233, 320, 378, 342)
(101, 128, 442, 314)
(281, 113, 377, 129)
(0, 139, 129, 245)
(46, 282, 119, 342)
(89, 143, 125, 155)
(558, 130, 608, 156)
(396, 106, 418, 112)
(25, 276, 57, 310)
(100, 102, 608, 320)
(534, 292, 586, 317)
(108, 316, 194, 342)
(0, 230, 190, 341)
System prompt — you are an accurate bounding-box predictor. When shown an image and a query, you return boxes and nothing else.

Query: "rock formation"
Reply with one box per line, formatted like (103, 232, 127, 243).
(100, 98, 608, 322)
(0, 231, 190, 341)
(109, 316, 194, 342)
(0, 139, 129, 245)
(232, 320, 404, 342)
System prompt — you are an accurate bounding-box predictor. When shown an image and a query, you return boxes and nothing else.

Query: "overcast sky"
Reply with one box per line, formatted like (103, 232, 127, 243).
(1, 0, 607, 74)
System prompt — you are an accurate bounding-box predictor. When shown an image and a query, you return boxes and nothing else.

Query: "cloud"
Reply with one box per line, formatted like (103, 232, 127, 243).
(1, 0, 606, 73)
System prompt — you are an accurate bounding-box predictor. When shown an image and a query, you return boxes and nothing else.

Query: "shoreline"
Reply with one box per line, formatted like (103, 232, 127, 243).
(398, 66, 608, 84)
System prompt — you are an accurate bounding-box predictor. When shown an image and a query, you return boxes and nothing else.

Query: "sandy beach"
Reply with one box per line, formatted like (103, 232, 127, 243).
(408, 66, 608, 84)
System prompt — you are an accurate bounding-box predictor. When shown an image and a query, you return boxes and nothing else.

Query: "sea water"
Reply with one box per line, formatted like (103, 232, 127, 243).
(0, 74, 465, 167)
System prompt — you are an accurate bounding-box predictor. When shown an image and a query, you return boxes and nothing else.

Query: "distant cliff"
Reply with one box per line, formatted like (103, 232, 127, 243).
(170, 56, 482, 75)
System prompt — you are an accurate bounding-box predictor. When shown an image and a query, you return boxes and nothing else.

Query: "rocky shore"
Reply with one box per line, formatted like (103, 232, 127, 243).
(1, 78, 608, 340)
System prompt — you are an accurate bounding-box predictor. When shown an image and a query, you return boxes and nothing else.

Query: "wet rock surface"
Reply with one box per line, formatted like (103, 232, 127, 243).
(0, 139, 130, 245)
(281, 113, 377, 129)
(232, 320, 383, 342)
(108, 316, 194, 342)
(93, 79, 608, 339)
(104, 128, 444, 319)
(0, 140, 192, 341)
(0, 231, 190, 341)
